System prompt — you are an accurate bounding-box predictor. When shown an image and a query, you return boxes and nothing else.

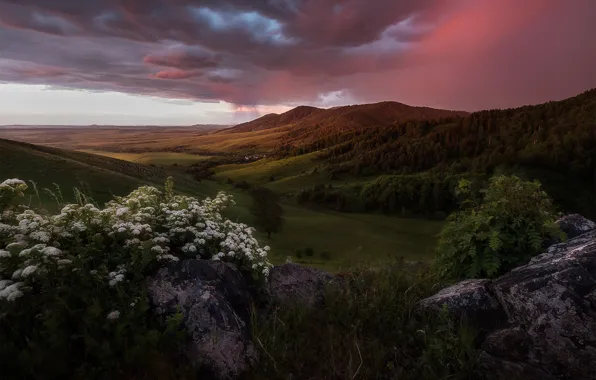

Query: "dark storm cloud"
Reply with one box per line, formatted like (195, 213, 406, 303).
(0, 0, 594, 110)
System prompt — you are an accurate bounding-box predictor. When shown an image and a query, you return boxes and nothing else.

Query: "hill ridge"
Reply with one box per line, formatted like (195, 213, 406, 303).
(223, 101, 469, 141)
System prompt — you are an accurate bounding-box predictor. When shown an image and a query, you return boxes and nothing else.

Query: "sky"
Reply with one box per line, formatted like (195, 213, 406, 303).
(0, 0, 594, 126)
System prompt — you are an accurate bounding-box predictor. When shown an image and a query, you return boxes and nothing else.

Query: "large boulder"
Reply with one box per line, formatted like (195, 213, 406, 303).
(147, 259, 257, 380)
(490, 228, 596, 379)
(269, 263, 338, 307)
(421, 215, 596, 380)
(419, 279, 506, 330)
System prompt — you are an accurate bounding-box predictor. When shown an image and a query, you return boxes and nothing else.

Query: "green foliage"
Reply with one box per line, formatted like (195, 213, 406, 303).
(0, 177, 272, 378)
(250, 187, 285, 238)
(250, 262, 478, 379)
(436, 175, 565, 280)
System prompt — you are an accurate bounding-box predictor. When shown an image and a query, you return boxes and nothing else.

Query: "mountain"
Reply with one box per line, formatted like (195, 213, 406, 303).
(224, 106, 323, 133)
(223, 102, 469, 141)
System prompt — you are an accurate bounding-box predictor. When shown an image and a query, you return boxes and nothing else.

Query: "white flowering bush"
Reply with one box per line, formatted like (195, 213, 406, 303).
(0, 177, 272, 377)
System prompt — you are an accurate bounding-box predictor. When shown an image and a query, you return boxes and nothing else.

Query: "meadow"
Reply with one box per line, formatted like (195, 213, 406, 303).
(0, 137, 443, 272)
(79, 150, 212, 167)
(0, 125, 285, 153)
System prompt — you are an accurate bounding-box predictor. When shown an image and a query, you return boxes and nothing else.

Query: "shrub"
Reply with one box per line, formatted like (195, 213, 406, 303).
(436, 175, 564, 280)
(319, 250, 332, 260)
(0, 177, 272, 378)
(303, 247, 314, 257)
(235, 180, 251, 190)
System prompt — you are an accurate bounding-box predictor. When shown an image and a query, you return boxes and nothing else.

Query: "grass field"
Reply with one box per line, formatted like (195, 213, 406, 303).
(214, 152, 366, 194)
(0, 138, 219, 208)
(1, 137, 443, 270)
(209, 184, 443, 271)
(0, 125, 283, 153)
(79, 150, 212, 167)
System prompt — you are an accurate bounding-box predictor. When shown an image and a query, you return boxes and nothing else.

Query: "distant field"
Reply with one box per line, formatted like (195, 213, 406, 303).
(215, 153, 320, 183)
(0, 125, 283, 153)
(214, 152, 368, 194)
(79, 150, 212, 167)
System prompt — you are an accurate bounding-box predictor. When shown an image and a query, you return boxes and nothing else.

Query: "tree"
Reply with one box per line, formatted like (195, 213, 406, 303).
(250, 187, 284, 238)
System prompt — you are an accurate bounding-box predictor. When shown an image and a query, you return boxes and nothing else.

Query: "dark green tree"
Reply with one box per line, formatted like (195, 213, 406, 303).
(250, 187, 285, 238)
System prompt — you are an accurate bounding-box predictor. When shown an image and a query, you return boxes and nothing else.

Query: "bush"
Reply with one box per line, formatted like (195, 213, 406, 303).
(319, 251, 332, 260)
(435, 175, 564, 280)
(303, 247, 314, 257)
(0, 177, 272, 378)
(235, 180, 251, 190)
(250, 262, 478, 379)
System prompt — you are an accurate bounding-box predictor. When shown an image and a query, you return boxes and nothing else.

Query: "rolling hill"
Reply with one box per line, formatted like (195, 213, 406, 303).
(223, 101, 469, 142)
(0, 138, 220, 206)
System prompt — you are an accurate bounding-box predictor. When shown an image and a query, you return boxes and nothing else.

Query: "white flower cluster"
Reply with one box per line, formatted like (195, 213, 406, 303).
(0, 179, 27, 199)
(0, 179, 273, 303)
(0, 243, 68, 301)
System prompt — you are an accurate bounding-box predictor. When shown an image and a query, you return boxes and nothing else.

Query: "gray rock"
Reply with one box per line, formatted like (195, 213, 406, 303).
(556, 214, 596, 239)
(269, 263, 338, 307)
(419, 279, 507, 330)
(491, 229, 596, 379)
(147, 259, 257, 380)
(423, 218, 596, 380)
(481, 327, 530, 362)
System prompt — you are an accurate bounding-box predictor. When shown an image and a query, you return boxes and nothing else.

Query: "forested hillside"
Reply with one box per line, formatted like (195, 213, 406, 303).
(289, 89, 596, 217)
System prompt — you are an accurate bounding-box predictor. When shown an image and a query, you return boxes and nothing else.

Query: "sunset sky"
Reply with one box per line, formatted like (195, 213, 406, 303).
(0, 0, 594, 125)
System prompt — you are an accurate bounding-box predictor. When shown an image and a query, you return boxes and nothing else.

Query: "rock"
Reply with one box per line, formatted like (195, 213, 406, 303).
(147, 259, 257, 380)
(481, 327, 530, 362)
(490, 229, 596, 379)
(556, 214, 596, 239)
(477, 351, 556, 380)
(269, 263, 338, 307)
(423, 217, 596, 380)
(419, 279, 507, 330)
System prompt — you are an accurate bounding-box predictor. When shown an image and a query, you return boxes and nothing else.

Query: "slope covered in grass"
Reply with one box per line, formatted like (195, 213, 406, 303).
(0, 139, 217, 206)
(215, 153, 321, 185)
(78, 150, 212, 167)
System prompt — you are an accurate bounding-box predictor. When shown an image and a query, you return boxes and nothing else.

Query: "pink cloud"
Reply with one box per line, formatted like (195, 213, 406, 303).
(150, 70, 197, 80)
(0, 0, 593, 113)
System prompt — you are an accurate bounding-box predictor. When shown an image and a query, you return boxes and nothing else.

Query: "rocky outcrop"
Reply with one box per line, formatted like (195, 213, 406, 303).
(419, 279, 506, 330)
(269, 263, 338, 307)
(420, 215, 596, 380)
(145, 261, 340, 379)
(556, 213, 596, 239)
(147, 260, 257, 380)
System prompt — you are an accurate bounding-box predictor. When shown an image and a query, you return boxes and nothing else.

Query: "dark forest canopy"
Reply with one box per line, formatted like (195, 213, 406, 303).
(282, 89, 596, 218)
